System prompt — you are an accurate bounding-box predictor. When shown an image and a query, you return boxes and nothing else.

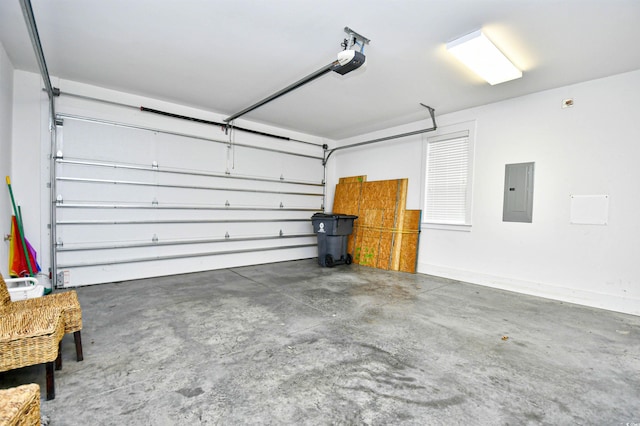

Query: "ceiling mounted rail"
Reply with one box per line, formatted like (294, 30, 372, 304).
(322, 104, 437, 165)
(224, 62, 338, 123)
(19, 0, 57, 103)
(224, 27, 370, 124)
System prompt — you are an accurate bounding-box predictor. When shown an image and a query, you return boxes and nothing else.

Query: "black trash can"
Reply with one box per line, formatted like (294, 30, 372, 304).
(311, 212, 358, 267)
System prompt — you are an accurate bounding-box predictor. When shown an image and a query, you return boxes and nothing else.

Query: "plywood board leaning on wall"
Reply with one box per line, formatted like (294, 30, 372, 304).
(357, 209, 385, 268)
(333, 181, 364, 216)
(332, 179, 365, 256)
(332, 177, 419, 272)
(359, 179, 407, 270)
(398, 210, 421, 273)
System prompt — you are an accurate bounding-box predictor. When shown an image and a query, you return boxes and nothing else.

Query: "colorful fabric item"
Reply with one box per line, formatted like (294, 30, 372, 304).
(8, 216, 40, 277)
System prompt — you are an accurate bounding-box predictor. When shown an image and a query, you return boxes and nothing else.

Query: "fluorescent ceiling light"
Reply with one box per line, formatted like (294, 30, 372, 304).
(446, 30, 522, 85)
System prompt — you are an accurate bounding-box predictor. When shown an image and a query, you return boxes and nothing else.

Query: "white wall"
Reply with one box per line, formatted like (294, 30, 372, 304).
(0, 42, 14, 277)
(332, 69, 640, 316)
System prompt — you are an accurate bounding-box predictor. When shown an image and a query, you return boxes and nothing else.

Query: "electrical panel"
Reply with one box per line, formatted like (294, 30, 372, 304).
(503, 162, 535, 223)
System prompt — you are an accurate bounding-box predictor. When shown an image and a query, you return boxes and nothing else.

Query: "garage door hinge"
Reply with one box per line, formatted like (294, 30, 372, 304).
(55, 118, 63, 126)
(225, 232, 230, 239)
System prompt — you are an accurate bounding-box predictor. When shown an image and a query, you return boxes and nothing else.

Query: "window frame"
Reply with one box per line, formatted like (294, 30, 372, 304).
(421, 121, 475, 231)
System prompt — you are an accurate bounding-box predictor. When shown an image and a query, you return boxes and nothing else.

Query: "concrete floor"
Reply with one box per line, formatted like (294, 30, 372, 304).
(2, 259, 640, 425)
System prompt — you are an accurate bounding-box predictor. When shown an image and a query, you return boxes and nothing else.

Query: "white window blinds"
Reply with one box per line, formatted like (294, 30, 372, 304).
(425, 132, 470, 224)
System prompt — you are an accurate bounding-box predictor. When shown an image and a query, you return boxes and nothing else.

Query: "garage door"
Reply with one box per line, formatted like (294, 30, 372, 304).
(52, 112, 324, 287)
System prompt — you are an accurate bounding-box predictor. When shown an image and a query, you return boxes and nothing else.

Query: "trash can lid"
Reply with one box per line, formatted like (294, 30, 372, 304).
(311, 212, 358, 219)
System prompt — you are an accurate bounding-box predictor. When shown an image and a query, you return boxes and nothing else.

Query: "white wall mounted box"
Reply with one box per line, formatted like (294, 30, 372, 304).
(570, 195, 609, 225)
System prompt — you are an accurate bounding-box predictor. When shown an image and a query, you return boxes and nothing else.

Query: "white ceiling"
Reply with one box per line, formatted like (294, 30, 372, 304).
(1, 1, 639, 140)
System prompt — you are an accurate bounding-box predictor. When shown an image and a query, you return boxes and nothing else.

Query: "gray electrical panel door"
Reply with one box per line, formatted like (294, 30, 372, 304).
(503, 162, 535, 223)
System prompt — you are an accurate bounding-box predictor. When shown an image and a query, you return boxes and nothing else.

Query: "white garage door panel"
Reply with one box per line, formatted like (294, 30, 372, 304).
(229, 146, 324, 181)
(57, 220, 314, 243)
(153, 133, 229, 173)
(56, 206, 314, 222)
(59, 120, 157, 162)
(56, 181, 321, 208)
(53, 114, 324, 288)
(58, 245, 318, 287)
(57, 235, 316, 265)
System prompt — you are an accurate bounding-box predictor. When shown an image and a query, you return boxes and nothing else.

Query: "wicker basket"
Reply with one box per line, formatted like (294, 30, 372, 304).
(1, 274, 83, 362)
(1, 275, 82, 334)
(0, 308, 65, 373)
(1, 307, 65, 400)
(0, 384, 41, 426)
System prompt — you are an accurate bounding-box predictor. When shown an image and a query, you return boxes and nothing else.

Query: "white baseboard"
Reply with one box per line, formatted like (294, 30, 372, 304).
(417, 262, 640, 317)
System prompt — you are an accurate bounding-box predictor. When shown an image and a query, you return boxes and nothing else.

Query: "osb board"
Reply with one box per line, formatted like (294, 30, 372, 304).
(333, 177, 411, 272)
(332, 182, 362, 216)
(359, 179, 408, 270)
(352, 208, 398, 270)
(390, 179, 408, 271)
(346, 231, 358, 259)
(355, 181, 396, 267)
(332, 181, 364, 256)
(398, 210, 421, 273)
(356, 179, 408, 270)
(339, 175, 367, 184)
(354, 209, 384, 267)
(360, 180, 404, 210)
(335, 178, 405, 214)
(376, 208, 397, 270)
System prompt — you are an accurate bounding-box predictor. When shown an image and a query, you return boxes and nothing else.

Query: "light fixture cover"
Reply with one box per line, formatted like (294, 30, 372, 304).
(447, 30, 522, 85)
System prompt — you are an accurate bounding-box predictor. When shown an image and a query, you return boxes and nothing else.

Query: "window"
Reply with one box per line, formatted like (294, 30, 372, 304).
(424, 125, 474, 228)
